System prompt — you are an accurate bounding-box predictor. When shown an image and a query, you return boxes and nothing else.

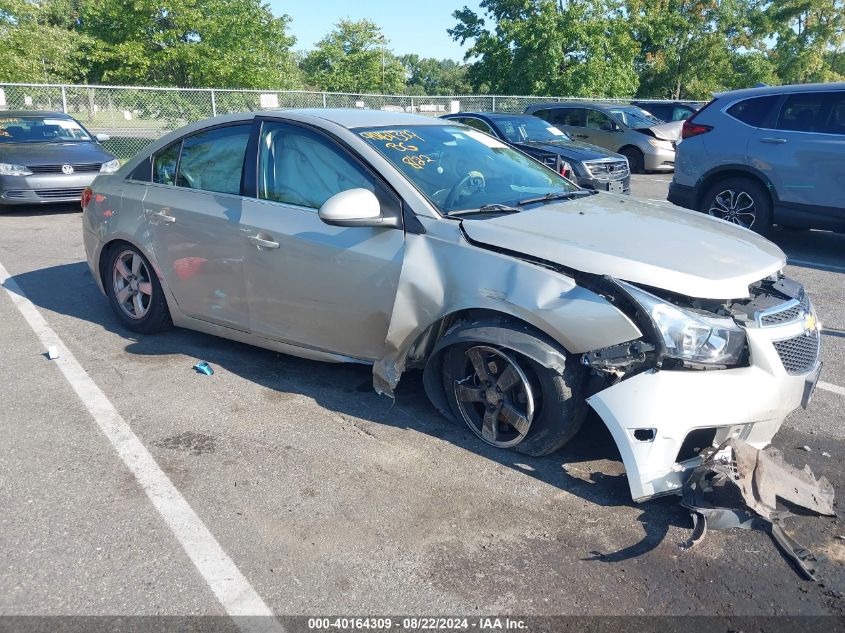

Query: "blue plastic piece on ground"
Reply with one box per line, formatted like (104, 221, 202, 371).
(194, 361, 214, 375)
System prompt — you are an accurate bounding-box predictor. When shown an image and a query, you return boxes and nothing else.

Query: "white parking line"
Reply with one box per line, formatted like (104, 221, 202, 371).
(787, 259, 845, 274)
(631, 176, 672, 183)
(0, 260, 284, 633)
(819, 381, 845, 397)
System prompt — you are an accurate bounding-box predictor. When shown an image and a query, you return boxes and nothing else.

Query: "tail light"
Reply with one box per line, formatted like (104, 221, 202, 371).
(559, 161, 574, 180)
(681, 99, 716, 139)
(681, 120, 713, 139)
(81, 187, 93, 209)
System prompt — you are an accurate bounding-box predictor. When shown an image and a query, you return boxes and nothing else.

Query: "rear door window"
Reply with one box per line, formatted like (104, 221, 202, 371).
(775, 93, 829, 133)
(726, 96, 779, 128)
(175, 125, 251, 195)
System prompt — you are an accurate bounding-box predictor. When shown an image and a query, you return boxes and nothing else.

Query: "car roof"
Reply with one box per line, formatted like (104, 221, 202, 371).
(0, 110, 73, 118)
(714, 82, 845, 100)
(279, 108, 448, 128)
(525, 102, 628, 111)
(446, 112, 539, 121)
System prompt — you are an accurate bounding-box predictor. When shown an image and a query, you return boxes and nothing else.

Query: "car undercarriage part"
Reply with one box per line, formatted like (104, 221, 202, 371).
(681, 438, 836, 581)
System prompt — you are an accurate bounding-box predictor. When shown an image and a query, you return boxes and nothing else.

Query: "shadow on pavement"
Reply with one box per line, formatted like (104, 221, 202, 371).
(0, 202, 82, 217)
(769, 227, 845, 271)
(6, 260, 693, 562)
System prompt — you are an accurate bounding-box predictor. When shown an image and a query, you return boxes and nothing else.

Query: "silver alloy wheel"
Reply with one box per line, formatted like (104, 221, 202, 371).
(453, 345, 535, 448)
(708, 189, 756, 228)
(112, 249, 153, 320)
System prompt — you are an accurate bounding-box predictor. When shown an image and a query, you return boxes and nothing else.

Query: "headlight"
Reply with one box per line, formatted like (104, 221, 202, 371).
(618, 280, 746, 366)
(646, 138, 673, 149)
(0, 163, 33, 176)
(100, 159, 120, 173)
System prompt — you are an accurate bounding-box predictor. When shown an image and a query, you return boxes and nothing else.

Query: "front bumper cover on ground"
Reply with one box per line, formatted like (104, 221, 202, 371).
(681, 438, 836, 580)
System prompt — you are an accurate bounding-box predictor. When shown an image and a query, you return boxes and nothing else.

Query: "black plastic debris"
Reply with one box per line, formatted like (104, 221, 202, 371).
(681, 438, 836, 581)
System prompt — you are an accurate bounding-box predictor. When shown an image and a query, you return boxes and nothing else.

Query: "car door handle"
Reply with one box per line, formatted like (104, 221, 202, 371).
(573, 134, 589, 139)
(146, 209, 176, 223)
(760, 137, 787, 144)
(247, 234, 280, 249)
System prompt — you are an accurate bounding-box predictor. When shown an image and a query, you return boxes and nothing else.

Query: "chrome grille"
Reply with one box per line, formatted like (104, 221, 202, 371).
(585, 160, 629, 181)
(758, 295, 811, 327)
(2, 190, 26, 199)
(35, 188, 85, 199)
(773, 331, 820, 375)
(27, 163, 102, 174)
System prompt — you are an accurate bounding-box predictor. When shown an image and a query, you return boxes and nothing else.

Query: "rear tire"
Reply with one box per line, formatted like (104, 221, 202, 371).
(440, 329, 587, 456)
(620, 147, 645, 174)
(105, 244, 173, 334)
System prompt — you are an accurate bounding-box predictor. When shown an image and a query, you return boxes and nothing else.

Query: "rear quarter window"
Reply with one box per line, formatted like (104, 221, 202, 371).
(726, 95, 780, 127)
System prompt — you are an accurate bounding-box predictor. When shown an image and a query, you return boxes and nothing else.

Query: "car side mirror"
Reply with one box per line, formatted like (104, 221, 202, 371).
(318, 188, 399, 228)
(95, 133, 110, 142)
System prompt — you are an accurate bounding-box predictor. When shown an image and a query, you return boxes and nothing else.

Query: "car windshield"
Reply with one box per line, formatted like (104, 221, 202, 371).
(0, 116, 93, 143)
(607, 106, 663, 129)
(491, 116, 571, 143)
(357, 125, 577, 214)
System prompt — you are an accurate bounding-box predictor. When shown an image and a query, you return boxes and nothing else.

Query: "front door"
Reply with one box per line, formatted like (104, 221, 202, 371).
(143, 123, 252, 328)
(750, 90, 845, 212)
(240, 120, 405, 360)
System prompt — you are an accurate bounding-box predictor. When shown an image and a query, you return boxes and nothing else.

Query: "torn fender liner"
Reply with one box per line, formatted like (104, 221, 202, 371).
(681, 438, 836, 581)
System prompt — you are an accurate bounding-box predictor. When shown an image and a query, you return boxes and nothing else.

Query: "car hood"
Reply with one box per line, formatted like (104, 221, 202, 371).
(638, 120, 683, 141)
(461, 194, 786, 299)
(515, 140, 622, 162)
(0, 141, 115, 165)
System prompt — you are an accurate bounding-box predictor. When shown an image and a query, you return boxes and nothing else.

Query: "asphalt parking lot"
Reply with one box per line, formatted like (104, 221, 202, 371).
(1, 174, 844, 621)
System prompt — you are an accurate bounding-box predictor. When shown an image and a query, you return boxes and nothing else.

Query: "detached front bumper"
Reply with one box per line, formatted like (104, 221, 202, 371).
(588, 316, 821, 501)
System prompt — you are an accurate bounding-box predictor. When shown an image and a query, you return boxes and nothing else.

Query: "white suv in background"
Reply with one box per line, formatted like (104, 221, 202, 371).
(668, 82, 845, 235)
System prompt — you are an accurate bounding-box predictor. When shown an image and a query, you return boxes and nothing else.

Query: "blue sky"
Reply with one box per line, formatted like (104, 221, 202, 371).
(270, 1, 481, 61)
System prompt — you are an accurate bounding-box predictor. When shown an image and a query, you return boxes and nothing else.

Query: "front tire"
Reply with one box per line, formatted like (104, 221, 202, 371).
(105, 244, 173, 334)
(620, 147, 645, 174)
(440, 334, 587, 456)
(700, 176, 772, 236)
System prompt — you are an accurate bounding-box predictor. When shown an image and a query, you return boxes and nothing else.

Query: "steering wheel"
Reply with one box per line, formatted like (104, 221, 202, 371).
(444, 171, 486, 210)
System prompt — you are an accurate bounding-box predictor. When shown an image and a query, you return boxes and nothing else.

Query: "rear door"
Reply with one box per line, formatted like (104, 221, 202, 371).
(239, 120, 405, 360)
(750, 91, 845, 212)
(143, 123, 252, 328)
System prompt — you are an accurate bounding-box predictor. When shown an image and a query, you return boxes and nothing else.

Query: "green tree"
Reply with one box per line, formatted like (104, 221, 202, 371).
(759, 0, 845, 83)
(449, 0, 640, 97)
(627, 0, 773, 99)
(74, 0, 300, 88)
(301, 19, 406, 93)
(0, 0, 90, 83)
(399, 54, 472, 94)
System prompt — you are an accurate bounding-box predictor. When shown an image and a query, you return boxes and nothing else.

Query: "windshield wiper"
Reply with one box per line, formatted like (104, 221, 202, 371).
(516, 190, 596, 206)
(447, 203, 520, 217)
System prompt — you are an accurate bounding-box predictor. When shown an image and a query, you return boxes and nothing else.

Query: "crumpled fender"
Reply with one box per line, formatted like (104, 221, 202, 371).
(373, 227, 642, 396)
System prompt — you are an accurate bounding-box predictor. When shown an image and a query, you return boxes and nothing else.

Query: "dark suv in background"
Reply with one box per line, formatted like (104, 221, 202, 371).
(441, 112, 630, 193)
(668, 83, 845, 235)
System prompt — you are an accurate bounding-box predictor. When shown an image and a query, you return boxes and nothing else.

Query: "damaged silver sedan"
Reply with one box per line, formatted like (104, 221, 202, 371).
(82, 110, 822, 502)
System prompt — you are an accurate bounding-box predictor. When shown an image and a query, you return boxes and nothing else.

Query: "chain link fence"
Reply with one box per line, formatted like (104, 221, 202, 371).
(0, 82, 677, 161)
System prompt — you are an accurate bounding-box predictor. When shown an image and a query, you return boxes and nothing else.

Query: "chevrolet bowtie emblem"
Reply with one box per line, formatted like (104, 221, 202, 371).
(804, 312, 817, 332)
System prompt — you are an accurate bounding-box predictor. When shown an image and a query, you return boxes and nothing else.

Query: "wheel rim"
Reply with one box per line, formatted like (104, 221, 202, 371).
(708, 189, 756, 228)
(112, 249, 153, 320)
(453, 345, 535, 448)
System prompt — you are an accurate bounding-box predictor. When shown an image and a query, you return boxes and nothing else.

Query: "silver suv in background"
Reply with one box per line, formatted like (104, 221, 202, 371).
(525, 102, 683, 173)
(668, 83, 845, 235)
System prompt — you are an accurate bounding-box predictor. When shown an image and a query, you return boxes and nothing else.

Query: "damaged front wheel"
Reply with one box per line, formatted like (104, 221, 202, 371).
(441, 336, 587, 456)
